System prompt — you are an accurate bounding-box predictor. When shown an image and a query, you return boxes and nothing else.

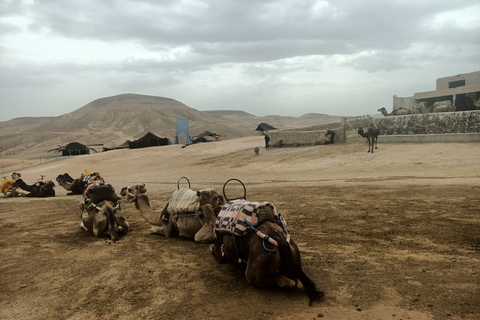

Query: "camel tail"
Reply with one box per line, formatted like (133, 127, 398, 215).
(272, 228, 324, 306)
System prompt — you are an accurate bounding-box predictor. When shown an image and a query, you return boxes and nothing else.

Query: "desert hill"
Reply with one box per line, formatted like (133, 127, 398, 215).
(0, 93, 341, 159)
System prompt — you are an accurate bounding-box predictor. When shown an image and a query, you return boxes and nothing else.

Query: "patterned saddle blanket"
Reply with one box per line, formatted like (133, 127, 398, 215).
(79, 182, 119, 210)
(167, 188, 213, 216)
(215, 199, 279, 236)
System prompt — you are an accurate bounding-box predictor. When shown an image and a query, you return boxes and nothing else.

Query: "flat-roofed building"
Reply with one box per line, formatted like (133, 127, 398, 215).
(394, 71, 480, 112)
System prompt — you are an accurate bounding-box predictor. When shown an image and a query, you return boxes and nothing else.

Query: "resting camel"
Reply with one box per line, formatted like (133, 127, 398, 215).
(56, 172, 93, 195)
(358, 126, 380, 153)
(0, 172, 24, 197)
(121, 184, 224, 243)
(377, 107, 414, 116)
(465, 93, 480, 110)
(13, 178, 55, 197)
(209, 200, 324, 306)
(413, 100, 456, 113)
(79, 174, 129, 241)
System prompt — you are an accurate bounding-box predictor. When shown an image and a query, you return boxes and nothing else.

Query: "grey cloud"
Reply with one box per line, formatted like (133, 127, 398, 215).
(19, 0, 475, 75)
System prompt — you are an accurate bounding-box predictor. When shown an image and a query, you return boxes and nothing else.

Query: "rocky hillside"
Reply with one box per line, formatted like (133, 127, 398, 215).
(0, 93, 341, 159)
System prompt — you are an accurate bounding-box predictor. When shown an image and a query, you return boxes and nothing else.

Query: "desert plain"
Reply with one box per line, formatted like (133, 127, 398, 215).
(0, 135, 479, 320)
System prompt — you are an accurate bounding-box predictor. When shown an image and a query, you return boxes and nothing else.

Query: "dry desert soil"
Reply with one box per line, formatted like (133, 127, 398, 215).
(1, 136, 479, 320)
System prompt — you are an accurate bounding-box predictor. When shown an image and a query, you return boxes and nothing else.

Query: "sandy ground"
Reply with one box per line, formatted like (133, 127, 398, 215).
(1, 136, 479, 320)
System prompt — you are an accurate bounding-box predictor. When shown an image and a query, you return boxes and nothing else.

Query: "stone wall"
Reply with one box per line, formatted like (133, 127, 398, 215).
(266, 111, 480, 148)
(374, 110, 480, 135)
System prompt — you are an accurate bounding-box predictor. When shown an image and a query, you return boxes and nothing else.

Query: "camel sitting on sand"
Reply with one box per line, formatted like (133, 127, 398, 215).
(79, 173, 129, 241)
(56, 172, 94, 195)
(413, 100, 456, 113)
(13, 178, 55, 197)
(0, 172, 24, 197)
(377, 107, 414, 116)
(121, 183, 224, 243)
(209, 198, 324, 306)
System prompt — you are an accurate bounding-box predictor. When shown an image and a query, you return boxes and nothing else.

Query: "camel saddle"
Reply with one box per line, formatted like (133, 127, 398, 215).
(215, 199, 279, 236)
(79, 182, 120, 210)
(167, 188, 214, 216)
(0, 179, 15, 195)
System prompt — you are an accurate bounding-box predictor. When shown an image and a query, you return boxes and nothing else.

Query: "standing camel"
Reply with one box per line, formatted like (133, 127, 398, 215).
(358, 126, 380, 153)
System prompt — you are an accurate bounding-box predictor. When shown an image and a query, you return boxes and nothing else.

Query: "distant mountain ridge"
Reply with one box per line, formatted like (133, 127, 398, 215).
(0, 93, 341, 158)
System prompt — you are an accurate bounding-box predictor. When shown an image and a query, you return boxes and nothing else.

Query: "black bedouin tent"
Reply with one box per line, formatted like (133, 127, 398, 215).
(128, 132, 169, 149)
(255, 123, 277, 132)
(63, 142, 89, 156)
(48, 142, 96, 156)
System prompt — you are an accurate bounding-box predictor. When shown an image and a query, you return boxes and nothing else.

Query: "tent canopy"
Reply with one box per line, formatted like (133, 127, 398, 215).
(255, 123, 276, 132)
(128, 132, 169, 149)
(49, 142, 94, 156)
(103, 140, 130, 152)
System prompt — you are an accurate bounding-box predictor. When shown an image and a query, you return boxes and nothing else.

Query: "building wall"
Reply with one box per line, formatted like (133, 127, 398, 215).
(393, 96, 416, 110)
(436, 71, 480, 91)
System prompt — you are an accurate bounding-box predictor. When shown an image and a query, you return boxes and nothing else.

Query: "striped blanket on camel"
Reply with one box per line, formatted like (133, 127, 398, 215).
(167, 188, 214, 216)
(215, 199, 279, 236)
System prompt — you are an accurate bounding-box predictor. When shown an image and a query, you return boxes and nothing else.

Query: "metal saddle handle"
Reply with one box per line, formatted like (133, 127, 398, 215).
(223, 178, 247, 201)
(177, 176, 191, 190)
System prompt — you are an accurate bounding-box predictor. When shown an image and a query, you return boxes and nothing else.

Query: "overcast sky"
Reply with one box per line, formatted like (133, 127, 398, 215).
(1, 0, 479, 121)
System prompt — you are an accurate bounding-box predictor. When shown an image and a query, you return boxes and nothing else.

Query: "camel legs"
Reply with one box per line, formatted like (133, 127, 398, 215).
(150, 217, 175, 237)
(194, 204, 217, 243)
(7, 187, 24, 197)
(115, 214, 129, 235)
(244, 249, 299, 288)
(367, 138, 373, 153)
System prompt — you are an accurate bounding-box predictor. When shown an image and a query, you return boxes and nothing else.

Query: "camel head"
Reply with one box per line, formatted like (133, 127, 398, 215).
(413, 101, 427, 112)
(11, 172, 21, 180)
(120, 183, 146, 202)
(197, 189, 224, 209)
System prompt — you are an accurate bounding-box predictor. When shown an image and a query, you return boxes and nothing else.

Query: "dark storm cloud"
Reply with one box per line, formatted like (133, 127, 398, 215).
(20, 0, 477, 70)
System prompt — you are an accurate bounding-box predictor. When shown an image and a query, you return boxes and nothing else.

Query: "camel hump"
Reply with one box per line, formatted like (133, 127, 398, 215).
(167, 188, 201, 215)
